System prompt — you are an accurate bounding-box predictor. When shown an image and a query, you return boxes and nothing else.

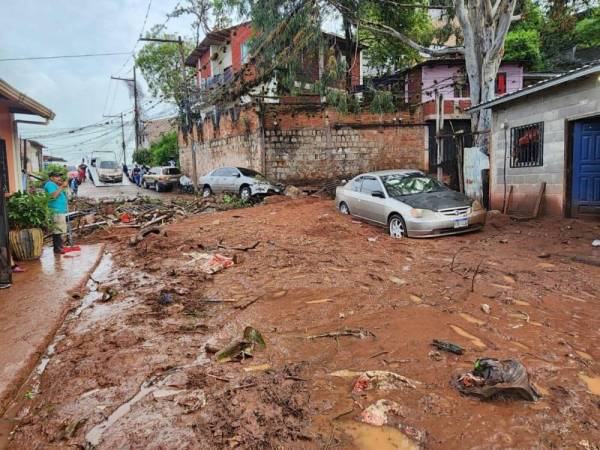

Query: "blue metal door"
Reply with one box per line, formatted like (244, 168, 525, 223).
(572, 120, 600, 216)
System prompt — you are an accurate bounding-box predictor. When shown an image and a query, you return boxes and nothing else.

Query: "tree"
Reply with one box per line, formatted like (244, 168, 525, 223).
(135, 27, 196, 120)
(132, 131, 179, 166)
(504, 29, 543, 70)
(575, 6, 600, 48)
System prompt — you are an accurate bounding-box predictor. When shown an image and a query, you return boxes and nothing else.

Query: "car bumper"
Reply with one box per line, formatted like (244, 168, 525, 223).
(99, 176, 122, 183)
(406, 210, 487, 238)
(251, 185, 282, 195)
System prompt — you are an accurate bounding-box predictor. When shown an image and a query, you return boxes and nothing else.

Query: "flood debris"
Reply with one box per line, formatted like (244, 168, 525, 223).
(158, 291, 174, 306)
(453, 358, 541, 401)
(183, 252, 234, 274)
(215, 326, 266, 362)
(99, 287, 118, 303)
(358, 399, 426, 446)
(352, 370, 419, 393)
(431, 339, 465, 355)
(481, 304, 491, 314)
(306, 328, 375, 340)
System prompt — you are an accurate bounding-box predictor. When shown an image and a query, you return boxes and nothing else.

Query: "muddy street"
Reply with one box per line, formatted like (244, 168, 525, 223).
(5, 198, 600, 449)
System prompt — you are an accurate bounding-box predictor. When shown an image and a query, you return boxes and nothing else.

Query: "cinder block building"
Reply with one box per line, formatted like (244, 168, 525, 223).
(469, 61, 600, 217)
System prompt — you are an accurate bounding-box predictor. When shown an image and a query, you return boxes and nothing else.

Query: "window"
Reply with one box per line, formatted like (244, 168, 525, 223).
(212, 168, 228, 176)
(350, 176, 363, 192)
(360, 177, 382, 194)
(241, 42, 250, 64)
(99, 160, 118, 169)
(496, 72, 507, 95)
(453, 75, 470, 98)
(510, 123, 543, 168)
(163, 168, 181, 175)
(222, 168, 239, 177)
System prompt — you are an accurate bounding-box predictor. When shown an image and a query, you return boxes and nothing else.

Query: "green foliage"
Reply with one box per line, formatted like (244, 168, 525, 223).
(504, 29, 543, 70)
(358, 1, 434, 75)
(222, 194, 251, 208)
(575, 7, 600, 48)
(369, 90, 395, 114)
(30, 163, 68, 188)
(7, 191, 54, 231)
(135, 27, 196, 114)
(133, 131, 179, 167)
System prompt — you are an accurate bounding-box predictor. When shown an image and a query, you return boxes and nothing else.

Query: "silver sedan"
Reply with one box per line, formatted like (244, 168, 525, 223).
(335, 170, 486, 238)
(199, 167, 283, 201)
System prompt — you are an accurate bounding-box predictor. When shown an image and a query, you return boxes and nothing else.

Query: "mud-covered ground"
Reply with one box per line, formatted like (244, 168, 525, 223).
(6, 198, 600, 449)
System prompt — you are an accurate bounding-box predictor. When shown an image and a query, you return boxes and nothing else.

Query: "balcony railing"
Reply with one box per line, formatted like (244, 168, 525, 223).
(200, 66, 234, 90)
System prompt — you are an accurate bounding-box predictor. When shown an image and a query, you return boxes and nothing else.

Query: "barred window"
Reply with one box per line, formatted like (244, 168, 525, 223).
(510, 123, 543, 168)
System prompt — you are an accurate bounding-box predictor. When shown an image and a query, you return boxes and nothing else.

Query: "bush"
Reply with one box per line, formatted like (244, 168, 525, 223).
(504, 29, 543, 71)
(133, 131, 179, 167)
(7, 192, 53, 231)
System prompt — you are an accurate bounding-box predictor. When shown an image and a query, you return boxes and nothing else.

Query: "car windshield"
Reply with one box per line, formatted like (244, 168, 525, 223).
(381, 173, 447, 197)
(163, 167, 181, 175)
(99, 161, 119, 169)
(238, 167, 265, 180)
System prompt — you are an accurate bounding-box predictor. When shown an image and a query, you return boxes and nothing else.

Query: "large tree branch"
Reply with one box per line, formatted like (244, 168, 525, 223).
(489, 0, 517, 58)
(359, 20, 465, 56)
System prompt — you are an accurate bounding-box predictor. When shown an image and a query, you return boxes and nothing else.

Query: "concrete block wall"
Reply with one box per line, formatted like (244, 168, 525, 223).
(180, 104, 427, 184)
(489, 75, 600, 216)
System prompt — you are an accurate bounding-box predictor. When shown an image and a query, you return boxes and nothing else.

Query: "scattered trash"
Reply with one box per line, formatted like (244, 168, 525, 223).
(306, 328, 375, 340)
(100, 287, 118, 303)
(329, 369, 363, 378)
(592, 240, 600, 247)
(428, 350, 443, 361)
(367, 237, 378, 243)
(158, 292, 174, 306)
(359, 399, 426, 445)
(481, 304, 491, 314)
(243, 364, 271, 372)
(352, 370, 419, 393)
(305, 298, 333, 304)
(453, 358, 541, 401)
(431, 339, 464, 355)
(203, 253, 234, 274)
(389, 276, 406, 286)
(175, 389, 207, 413)
(215, 326, 266, 362)
(284, 185, 304, 198)
(129, 226, 161, 246)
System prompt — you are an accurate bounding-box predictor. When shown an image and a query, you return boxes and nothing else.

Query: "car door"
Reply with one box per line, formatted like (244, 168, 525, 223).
(222, 167, 241, 193)
(209, 168, 226, 192)
(356, 176, 387, 224)
(343, 176, 363, 215)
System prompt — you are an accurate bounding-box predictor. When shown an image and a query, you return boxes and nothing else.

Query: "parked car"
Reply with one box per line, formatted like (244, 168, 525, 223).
(96, 160, 123, 183)
(335, 170, 486, 238)
(199, 167, 283, 201)
(142, 166, 182, 192)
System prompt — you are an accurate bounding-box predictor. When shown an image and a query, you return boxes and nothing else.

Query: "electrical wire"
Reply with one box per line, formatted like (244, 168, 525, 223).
(0, 52, 131, 62)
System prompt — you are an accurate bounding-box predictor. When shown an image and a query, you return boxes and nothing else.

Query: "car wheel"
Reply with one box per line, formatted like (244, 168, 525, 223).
(202, 186, 212, 198)
(388, 214, 407, 239)
(240, 186, 252, 201)
(339, 201, 350, 215)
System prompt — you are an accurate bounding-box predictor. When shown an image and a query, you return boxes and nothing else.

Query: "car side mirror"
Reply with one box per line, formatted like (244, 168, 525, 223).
(236, 173, 241, 177)
(372, 191, 385, 198)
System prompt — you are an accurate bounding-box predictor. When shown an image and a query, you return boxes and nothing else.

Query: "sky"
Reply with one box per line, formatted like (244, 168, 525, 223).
(0, 0, 198, 164)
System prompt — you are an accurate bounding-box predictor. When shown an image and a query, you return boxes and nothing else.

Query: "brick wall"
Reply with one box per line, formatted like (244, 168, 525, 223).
(180, 104, 427, 184)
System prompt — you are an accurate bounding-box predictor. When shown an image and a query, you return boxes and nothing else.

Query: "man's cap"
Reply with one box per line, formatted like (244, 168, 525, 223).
(48, 171, 63, 178)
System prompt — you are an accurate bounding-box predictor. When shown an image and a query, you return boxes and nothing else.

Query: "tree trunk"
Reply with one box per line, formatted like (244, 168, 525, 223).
(342, 17, 354, 93)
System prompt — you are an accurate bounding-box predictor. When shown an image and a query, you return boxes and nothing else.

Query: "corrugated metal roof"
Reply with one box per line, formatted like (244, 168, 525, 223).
(468, 59, 600, 112)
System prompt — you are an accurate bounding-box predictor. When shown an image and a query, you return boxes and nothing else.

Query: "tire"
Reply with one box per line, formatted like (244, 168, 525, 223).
(388, 214, 407, 239)
(202, 186, 212, 198)
(339, 201, 350, 215)
(240, 185, 252, 202)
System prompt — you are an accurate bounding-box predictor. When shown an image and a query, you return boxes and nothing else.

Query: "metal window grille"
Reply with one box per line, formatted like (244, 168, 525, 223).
(510, 122, 543, 168)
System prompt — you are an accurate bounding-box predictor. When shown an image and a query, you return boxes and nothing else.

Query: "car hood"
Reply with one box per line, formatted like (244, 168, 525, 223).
(393, 189, 472, 211)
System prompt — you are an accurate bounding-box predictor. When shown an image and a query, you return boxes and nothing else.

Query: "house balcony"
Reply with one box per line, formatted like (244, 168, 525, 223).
(200, 66, 234, 90)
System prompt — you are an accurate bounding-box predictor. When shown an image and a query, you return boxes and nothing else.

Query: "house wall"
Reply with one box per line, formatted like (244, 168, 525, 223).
(421, 63, 523, 103)
(210, 43, 232, 75)
(489, 74, 600, 216)
(231, 24, 253, 71)
(0, 104, 18, 194)
(180, 105, 427, 184)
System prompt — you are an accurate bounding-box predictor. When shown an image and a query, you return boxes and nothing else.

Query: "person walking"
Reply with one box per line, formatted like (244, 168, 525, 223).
(44, 171, 69, 254)
(132, 164, 141, 187)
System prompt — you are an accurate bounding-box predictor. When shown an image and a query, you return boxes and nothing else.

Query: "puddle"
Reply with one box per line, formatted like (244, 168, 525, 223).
(343, 422, 419, 450)
(459, 313, 485, 326)
(450, 325, 486, 349)
(579, 374, 600, 395)
(576, 351, 593, 361)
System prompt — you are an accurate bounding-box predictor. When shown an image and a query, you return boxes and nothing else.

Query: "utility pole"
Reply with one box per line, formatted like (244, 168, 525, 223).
(435, 91, 445, 182)
(103, 112, 127, 164)
(140, 36, 197, 189)
(111, 71, 140, 155)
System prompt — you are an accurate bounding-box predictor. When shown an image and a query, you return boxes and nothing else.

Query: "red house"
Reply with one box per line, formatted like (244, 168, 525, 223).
(185, 22, 363, 102)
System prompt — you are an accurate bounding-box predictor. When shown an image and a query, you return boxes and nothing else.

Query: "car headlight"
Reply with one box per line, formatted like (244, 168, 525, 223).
(472, 200, 483, 211)
(410, 208, 425, 218)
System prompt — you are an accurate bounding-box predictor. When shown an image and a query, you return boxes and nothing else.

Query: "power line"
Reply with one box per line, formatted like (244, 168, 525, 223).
(0, 52, 131, 62)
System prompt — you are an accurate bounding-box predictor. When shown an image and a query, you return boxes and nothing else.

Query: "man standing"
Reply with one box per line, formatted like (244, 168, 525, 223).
(132, 164, 141, 187)
(44, 171, 68, 254)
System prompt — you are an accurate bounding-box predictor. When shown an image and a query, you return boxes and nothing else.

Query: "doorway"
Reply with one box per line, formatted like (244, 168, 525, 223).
(571, 119, 600, 217)
(0, 138, 11, 285)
